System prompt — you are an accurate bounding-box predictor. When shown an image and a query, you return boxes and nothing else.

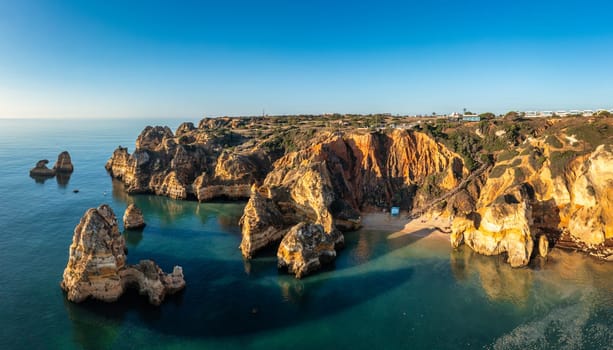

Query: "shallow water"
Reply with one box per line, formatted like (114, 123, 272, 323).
(0, 119, 611, 350)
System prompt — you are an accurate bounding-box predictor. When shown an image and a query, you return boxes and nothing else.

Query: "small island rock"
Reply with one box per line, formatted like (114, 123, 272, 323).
(29, 159, 55, 177)
(53, 151, 74, 173)
(61, 204, 184, 305)
(123, 204, 146, 230)
(277, 222, 340, 278)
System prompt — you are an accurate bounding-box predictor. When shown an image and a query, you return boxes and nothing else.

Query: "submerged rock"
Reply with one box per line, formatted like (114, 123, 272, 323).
(61, 204, 184, 305)
(53, 151, 74, 173)
(123, 204, 146, 230)
(277, 223, 340, 278)
(29, 159, 55, 177)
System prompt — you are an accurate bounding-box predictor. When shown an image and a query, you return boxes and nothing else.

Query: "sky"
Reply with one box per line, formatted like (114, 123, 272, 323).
(1, 0, 612, 119)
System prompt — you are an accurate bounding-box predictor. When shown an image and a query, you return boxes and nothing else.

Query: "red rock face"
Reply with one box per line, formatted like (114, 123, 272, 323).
(240, 130, 468, 259)
(108, 122, 472, 276)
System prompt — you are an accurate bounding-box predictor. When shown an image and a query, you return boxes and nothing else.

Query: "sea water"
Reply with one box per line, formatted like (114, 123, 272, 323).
(0, 119, 611, 350)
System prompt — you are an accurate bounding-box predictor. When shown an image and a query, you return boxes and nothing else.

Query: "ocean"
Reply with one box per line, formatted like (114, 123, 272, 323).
(0, 118, 611, 349)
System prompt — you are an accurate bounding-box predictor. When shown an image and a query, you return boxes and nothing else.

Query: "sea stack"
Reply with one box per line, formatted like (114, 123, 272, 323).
(29, 159, 55, 177)
(277, 223, 340, 278)
(53, 151, 74, 173)
(123, 204, 146, 230)
(61, 204, 185, 305)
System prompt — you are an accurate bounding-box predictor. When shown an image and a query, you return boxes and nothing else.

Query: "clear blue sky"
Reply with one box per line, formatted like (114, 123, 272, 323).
(1, 0, 612, 118)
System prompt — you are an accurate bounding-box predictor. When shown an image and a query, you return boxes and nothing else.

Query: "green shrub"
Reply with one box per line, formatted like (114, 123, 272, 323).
(489, 165, 507, 178)
(510, 158, 522, 167)
(498, 150, 519, 162)
(545, 135, 563, 149)
(549, 151, 577, 178)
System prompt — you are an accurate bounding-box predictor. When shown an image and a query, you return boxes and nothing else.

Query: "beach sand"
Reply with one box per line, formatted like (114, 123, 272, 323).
(360, 212, 452, 242)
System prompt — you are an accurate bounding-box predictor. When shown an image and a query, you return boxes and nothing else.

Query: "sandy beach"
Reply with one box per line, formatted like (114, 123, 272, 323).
(360, 212, 452, 242)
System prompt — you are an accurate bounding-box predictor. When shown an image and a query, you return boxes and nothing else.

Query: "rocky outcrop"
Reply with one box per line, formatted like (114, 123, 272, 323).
(451, 200, 534, 267)
(239, 186, 287, 258)
(123, 204, 146, 230)
(61, 204, 184, 305)
(452, 139, 613, 265)
(106, 125, 273, 200)
(30, 159, 55, 177)
(277, 223, 339, 278)
(53, 151, 74, 173)
(240, 129, 466, 259)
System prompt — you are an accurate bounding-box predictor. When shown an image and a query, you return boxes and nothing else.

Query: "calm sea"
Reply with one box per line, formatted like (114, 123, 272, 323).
(0, 118, 611, 350)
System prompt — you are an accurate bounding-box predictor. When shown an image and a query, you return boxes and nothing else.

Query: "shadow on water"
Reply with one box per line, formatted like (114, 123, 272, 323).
(331, 226, 436, 272)
(29, 174, 55, 184)
(56, 172, 71, 187)
(123, 229, 144, 248)
(63, 298, 124, 350)
(29, 172, 72, 187)
(449, 246, 534, 306)
(64, 251, 414, 342)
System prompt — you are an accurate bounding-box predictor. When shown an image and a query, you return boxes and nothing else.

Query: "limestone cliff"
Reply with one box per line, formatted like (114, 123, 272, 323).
(61, 204, 185, 305)
(277, 223, 340, 278)
(452, 135, 613, 265)
(106, 124, 274, 200)
(240, 129, 467, 259)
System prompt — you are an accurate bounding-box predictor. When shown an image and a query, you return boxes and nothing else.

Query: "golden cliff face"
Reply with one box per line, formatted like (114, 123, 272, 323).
(61, 204, 185, 305)
(240, 129, 468, 260)
(452, 135, 613, 266)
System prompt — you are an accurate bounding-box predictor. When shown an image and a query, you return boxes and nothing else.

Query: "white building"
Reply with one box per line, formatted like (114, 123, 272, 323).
(525, 111, 538, 118)
(540, 111, 553, 117)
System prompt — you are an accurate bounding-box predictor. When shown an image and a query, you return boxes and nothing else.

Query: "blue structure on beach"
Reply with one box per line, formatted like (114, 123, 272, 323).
(391, 207, 400, 216)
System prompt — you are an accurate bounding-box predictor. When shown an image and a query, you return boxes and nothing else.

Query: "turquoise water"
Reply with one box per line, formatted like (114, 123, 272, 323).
(0, 119, 611, 350)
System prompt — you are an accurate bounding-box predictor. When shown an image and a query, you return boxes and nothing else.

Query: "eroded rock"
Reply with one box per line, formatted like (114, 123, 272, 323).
(61, 204, 184, 305)
(30, 159, 55, 177)
(123, 204, 146, 230)
(277, 223, 340, 278)
(454, 141, 613, 265)
(53, 151, 74, 173)
(240, 130, 464, 258)
(451, 200, 534, 268)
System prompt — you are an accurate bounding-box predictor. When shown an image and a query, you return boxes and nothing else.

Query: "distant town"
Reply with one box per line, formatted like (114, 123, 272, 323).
(208, 108, 613, 126)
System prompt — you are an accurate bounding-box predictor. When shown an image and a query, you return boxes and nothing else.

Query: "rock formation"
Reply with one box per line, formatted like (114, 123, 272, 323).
(451, 200, 534, 267)
(123, 204, 146, 230)
(452, 136, 613, 265)
(61, 204, 184, 305)
(53, 151, 74, 173)
(30, 159, 55, 177)
(106, 125, 274, 201)
(277, 223, 339, 278)
(110, 116, 613, 276)
(240, 129, 466, 259)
